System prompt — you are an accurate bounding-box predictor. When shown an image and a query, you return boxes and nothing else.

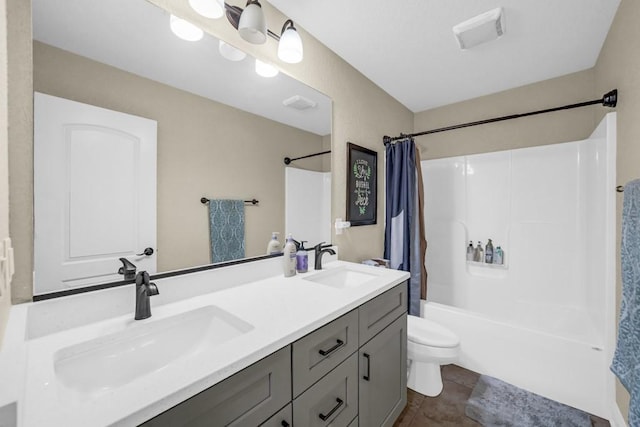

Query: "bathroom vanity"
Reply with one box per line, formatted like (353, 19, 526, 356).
(0, 258, 409, 426)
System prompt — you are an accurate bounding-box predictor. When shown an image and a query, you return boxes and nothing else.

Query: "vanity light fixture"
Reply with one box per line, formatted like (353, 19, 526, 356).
(188, 0, 225, 19)
(255, 59, 279, 77)
(238, 0, 267, 44)
(219, 40, 247, 61)
(277, 20, 303, 64)
(169, 14, 204, 41)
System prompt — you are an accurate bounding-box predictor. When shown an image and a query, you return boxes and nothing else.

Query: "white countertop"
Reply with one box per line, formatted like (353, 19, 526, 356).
(0, 257, 409, 427)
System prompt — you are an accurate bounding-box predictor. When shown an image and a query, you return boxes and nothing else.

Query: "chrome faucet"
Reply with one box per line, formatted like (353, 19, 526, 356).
(135, 271, 159, 320)
(314, 242, 336, 270)
(118, 257, 137, 280)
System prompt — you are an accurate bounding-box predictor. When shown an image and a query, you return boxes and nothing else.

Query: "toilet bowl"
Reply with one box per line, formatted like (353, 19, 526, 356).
(407, 315, 460, 397)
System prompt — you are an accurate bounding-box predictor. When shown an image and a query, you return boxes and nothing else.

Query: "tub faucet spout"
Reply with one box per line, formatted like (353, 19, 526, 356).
(135, 271, 159, 320)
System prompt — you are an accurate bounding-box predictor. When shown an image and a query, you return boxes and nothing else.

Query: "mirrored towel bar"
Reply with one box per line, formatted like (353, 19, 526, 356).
(201, 197, 259, 205)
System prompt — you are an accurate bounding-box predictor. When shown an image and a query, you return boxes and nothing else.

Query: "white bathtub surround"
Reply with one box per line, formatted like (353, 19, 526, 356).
(420, 113, 617, 420)
(406, 315, 460, 396)
(0, 254, 409, 427)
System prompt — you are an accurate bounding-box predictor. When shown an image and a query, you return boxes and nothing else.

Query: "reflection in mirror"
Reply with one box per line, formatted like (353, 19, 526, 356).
(32, 0, 332, 295)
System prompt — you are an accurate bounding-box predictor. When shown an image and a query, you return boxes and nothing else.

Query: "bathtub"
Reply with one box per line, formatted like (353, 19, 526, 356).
(421, 300, 611, 420)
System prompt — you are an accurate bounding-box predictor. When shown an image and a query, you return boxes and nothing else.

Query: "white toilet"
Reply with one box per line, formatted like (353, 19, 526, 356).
(407, 315, 460, 397)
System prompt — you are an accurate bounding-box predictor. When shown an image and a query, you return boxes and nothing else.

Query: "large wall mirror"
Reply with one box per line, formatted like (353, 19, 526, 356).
(31, 0, 332, 295)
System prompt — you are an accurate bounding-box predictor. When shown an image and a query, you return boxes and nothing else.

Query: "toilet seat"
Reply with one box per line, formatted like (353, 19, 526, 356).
(407, 315, 459, 348)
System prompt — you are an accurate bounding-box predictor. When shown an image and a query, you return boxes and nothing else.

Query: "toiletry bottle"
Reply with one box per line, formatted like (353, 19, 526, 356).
(266, 232, 282, 255)
(296, 241, 308, 273)
(466, 241, 474, 261)
(283, 234, 297, 277)
(485, 239, 494, 264)
(474, 241, 483, 262)
(494, 246, 504, 265)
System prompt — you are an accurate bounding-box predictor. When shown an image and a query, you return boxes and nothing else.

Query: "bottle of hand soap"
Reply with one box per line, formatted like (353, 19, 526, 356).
(266, 232, 282, 255)
(283, 234, 297, 277)
(296, 241, 308, 273)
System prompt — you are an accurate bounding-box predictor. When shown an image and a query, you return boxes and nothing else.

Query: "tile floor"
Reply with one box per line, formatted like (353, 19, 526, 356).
(393, 364, 611, 427)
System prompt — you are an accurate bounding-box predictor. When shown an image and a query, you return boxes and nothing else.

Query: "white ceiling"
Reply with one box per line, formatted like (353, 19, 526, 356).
(32, 0, 332, 136)
(268, 0, 621, 112)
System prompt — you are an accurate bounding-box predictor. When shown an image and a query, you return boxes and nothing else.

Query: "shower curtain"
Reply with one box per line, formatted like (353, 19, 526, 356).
(384, 137, 427, 316)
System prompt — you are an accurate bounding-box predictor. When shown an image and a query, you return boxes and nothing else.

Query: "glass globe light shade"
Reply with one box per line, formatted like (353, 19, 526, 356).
(169, 15, 203, 41)
(278, 27, 303, 64)
(188, 0, 225, 19)
(219, 40, 247, 61)
(238, 1, 266, 44)
(255, 59, 279, 78)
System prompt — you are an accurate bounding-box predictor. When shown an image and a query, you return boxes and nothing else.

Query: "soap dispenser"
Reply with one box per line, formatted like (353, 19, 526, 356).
(266, 232, 282, 255)
(283, 234, 297, 277)
(296, 241, 308, 273)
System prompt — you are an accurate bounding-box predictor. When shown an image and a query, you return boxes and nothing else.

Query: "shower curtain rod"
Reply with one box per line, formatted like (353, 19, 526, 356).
(283, 150, 331, 165)
(383, 89, 618, 145)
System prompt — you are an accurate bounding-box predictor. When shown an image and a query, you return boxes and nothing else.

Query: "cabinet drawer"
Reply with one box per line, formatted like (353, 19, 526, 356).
(292, 309, 358, 397)
(142, 346, 291, 427)
(359, 282, 407, 345)
(260, 403, 292, 427)
(293, 352, 358, 427)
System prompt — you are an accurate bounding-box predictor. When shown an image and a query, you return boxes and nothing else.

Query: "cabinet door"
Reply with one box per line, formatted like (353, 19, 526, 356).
(293, 352, 358, 427)
(142, 346, 291, 427)
(359, 314, 407, 427)
(359, 282, 407, 346)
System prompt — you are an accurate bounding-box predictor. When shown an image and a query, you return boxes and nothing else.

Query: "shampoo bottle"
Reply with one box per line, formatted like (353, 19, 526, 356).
(283, 234, 297, 277)
(494, 246, 504, 265)
(474, 241, 483, 262)
(266, 232, 282, 255)
(466, 241, 474, 261)
(296, 241, 308, 273)
(485, 239, 494, 264)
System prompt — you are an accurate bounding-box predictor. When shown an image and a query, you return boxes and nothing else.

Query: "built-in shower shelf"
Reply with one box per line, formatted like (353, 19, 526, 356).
(466, 261, 508, 270)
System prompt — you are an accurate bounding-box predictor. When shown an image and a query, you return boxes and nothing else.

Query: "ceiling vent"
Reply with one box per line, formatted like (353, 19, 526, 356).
(283, 95, 317, 110)
(453, 7, 505, 50)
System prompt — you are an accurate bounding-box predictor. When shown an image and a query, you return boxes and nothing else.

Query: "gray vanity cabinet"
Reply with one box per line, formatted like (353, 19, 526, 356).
(358, 315, 407, 427)
(140, 282, 408, 427)
(141, 346, 291, 427)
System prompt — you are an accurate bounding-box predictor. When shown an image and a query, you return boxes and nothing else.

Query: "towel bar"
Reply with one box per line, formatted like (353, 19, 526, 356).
(201, 197, 259, 205)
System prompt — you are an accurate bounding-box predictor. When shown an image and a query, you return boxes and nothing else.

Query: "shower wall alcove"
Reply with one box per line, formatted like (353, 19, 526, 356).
(420, 112, 617, 418)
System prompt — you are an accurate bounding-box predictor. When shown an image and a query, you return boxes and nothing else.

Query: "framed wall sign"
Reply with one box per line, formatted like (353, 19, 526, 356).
(346, 142, 377, 226)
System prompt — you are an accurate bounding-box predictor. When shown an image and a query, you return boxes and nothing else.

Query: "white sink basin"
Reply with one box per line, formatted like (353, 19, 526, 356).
(54, 305, 253, 395)
(303, 266, 379, 289)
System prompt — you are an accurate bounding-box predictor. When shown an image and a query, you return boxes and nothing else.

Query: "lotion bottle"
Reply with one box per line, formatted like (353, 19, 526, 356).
(283, 234, 297, 277)
(266, 232, 282, 255)
(296, 241, 308, 273)
(466, 241, 474, 261)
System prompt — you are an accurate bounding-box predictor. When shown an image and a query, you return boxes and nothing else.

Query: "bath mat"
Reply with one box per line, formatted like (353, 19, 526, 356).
(465, 375, 591, 427)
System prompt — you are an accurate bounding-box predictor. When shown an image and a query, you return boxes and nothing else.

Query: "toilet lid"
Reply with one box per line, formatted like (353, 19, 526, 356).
(407, 315, 460, 348)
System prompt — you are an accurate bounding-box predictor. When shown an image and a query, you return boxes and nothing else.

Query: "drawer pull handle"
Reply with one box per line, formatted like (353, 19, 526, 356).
(318, 397, 344, 421)
(363, 353, 371, 381)
(281, 421, 290, 427)
(318, 339, 344, 356)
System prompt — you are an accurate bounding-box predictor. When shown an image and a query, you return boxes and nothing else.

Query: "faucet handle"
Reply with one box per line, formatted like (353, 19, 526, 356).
(118, 258, 137, 280)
